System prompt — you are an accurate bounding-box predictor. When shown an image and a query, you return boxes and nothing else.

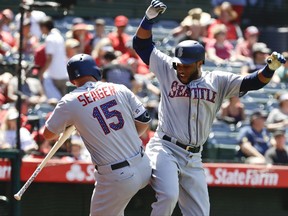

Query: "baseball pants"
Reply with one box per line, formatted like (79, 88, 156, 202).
(145, 136, 210, 216)
(90, 151, 152, 216)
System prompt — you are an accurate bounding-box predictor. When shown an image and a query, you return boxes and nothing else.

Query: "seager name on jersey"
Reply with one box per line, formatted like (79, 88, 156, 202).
(77, 86, 116, 106)
(168, 81, 217, 103)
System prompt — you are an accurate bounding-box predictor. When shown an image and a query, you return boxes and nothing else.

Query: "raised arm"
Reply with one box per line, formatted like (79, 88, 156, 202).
(240, 52, 286, 93)
(133, 0, 167, 65)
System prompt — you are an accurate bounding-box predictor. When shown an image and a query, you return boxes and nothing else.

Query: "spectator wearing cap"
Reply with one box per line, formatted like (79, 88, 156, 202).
(15, 9, 46, 40)
(266, 92, 288, 132)
(14, 18, 39, 57)
(211, 0, 247, 24)
(0, 107, 38, 153)
(65, 38, 80, 59)
(6, 66, 47, 107)
(107, 15, 131, 54)
(240, 42, 271, 75)
(237, 110, 271, 164)
(205, 23, 236, 66)
(207, 1, 243, 43)
(0, 72, 13, 106)
(117, 39, 150, 75)
(0, 13, 16, 56)
(70, 22, 94, 54)
(235, 26, 259, 62)
(265, 130, 288, 165)
(91, 18, 107, 48)
(1, 9, 14, 33)
(171, 8, 211, 45)
(38, 16, 68, 100)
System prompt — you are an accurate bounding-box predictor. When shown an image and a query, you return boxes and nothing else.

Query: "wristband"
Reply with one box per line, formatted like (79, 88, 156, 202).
(257, 65, 274, 83)
(140, 16, 153, 30)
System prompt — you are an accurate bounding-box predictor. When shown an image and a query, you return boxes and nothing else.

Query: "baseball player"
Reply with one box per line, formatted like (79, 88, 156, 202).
(42, 54, 152, 216)
(133, 1, 286, 215)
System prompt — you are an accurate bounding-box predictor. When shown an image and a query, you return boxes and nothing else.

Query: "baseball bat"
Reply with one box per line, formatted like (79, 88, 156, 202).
(14, 125, 75, 201)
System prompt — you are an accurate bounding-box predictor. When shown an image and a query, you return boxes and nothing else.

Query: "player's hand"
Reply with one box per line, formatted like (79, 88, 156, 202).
(145, 0, 167, 22)
(266, 51, 286, 71)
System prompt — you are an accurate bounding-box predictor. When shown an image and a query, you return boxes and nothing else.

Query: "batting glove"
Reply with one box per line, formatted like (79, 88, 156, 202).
(266, 51, 286, 71)
(145, 0, 167, 22)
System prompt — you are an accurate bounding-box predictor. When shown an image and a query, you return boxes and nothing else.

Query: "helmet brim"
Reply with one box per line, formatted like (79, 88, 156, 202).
(172, 57, 197, 65)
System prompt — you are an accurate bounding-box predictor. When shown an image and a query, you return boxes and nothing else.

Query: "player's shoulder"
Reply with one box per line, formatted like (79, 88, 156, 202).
(100, 81, 131, 93)
(152, 47, 173, 62)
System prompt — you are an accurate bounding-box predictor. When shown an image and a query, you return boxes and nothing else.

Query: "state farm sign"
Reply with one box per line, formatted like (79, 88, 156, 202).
(205, 167, 279, 187)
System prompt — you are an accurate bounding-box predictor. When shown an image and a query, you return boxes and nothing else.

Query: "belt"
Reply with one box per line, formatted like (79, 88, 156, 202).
(162, 135, 201, 153)
(95, 160, 129, 171)
(95, 149, 144, 171)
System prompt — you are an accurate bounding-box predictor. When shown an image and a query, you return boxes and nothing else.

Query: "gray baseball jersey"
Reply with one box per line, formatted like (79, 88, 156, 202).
(150, 48, 244, 146)
(45, 81, 147, 165)
(145, 46, 245, 216)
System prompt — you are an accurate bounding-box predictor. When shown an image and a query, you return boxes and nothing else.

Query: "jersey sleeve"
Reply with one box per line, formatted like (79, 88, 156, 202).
(215, 71, 244, 98)
(45, 98, 73, 135)
(121, 85, 147, 119)
(149, 48, 174, 80)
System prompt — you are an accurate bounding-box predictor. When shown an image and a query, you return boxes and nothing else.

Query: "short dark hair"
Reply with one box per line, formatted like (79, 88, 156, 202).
(103, 51, 116, 61)
(39, 16, 54, 30)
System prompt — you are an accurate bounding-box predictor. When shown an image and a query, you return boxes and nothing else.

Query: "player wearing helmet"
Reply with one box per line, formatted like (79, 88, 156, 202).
(43, 53, 152, 216)
(133, 1, 286, 216)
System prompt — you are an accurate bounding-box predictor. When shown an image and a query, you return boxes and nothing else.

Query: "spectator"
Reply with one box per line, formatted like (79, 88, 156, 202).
(172, 8, 211, 45)
(265, 129, 288, 165)
(218, 95, 245, 126)
(240, 42, 271, 75)
(71, 23, 94, 54)
(0, 107, 38, 153)
(266, 92, 288, 132)
(235, 26, 260, 62)
(91, 37, 113, 67)
(101, 51, 139, 93)
(15, 9, 47, 40)
(117, 39, 150, 75)
(107, 15, 131, 54)
(0, 72, 12, 106)
(6, 68, 47, 107)
(38, 16, 68, 100)
(211, 0, 247, 24)
(0, 13, 16, 56)
(13, 18, 39, 58)
(1, 9, 14, 33)
(65, 38, 81, 59)
(205, 23, 236, 65)
(237, 110, 270, 164)
(91, 18, 107, 48)
(276, 51, 288, 83)
(207, 1, 242, 44)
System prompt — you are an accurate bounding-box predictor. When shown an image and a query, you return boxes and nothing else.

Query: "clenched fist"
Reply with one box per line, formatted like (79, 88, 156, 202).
(267, 51, 286, 71)
(145, 0, 167, 21)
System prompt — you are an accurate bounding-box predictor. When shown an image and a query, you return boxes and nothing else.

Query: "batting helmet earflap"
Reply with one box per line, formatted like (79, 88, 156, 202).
(67, 53, 101, 81)
(172, 40, 205, 68)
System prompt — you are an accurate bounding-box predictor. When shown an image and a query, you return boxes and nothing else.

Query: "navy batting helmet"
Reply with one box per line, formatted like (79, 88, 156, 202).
(67, 54, 101, 81)
(173, 40, 205, 66)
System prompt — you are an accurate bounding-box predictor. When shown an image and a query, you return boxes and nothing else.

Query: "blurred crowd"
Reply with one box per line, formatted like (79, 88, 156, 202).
(0, 1, 288, 165)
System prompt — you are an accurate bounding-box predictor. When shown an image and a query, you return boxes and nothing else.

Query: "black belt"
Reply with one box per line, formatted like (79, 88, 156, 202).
(162, 135, 201, 153)
(95, 160, 129, 171)
(95, 149, 144, 171)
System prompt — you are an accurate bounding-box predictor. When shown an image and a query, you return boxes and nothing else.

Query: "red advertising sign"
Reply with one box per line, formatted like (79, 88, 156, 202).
(1, 159, 288, 188)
